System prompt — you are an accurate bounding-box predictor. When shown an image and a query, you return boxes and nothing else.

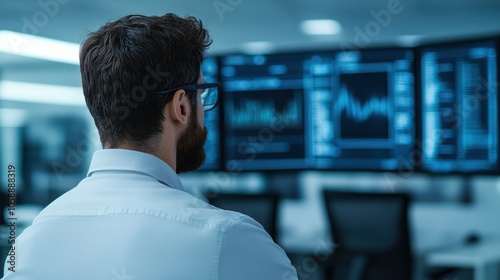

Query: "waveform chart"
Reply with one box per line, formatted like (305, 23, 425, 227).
(336, 72, 391, 140)
(226, 90, 303, 129)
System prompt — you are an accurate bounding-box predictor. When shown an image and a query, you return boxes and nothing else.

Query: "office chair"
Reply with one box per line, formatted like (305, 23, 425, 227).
(205, 192, 280, 241)
(322, 190, 413, 280)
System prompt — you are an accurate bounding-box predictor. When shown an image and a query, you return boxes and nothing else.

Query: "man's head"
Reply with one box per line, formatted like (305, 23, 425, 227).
(80, 13, 211, 173)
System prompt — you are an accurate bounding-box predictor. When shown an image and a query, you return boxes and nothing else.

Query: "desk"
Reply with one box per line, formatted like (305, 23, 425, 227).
(426, 239, 500, 280)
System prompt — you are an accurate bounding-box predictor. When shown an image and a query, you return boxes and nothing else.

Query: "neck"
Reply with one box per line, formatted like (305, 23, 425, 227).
(108, 137, 177, 172)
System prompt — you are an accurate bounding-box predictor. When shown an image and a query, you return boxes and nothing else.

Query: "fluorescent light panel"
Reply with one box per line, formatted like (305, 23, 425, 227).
(301, 19, 342, 35)
(0, 30, 79, 65)
(0, 108, 28, 127)
(396, 35, 424, 47)
(241, 41, 275, 54)
(0, 80, 85, 106)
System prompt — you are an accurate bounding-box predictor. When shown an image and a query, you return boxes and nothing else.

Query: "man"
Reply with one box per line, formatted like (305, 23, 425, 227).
(2, 13, 297, 279)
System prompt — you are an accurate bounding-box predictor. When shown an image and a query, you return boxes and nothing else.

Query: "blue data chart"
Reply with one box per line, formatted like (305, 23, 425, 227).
(421, 40, 498, 173)
(310, 49, 415, 170)
(221, 49, 415, 171)
(222, 53, 310, 170)
(226, 90, 303, 129)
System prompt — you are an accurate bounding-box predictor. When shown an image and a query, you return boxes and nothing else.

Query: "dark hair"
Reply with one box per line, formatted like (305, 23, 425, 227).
(80, 13, 212, 149)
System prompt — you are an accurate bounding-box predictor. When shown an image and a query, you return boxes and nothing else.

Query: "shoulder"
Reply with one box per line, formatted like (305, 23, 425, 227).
(216, 212, 298, 280)
(174, 192, 261, 233)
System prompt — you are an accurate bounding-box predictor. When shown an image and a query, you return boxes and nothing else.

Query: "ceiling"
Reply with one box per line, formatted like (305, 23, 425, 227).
(1, 0, 500, 88)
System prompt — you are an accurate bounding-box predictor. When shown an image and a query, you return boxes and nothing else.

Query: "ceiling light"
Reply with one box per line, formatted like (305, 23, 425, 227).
(241, 41, 275, 54)
(0, 80, 84, 106)
(300, 19, 342, 35)
(0, 108, 28, 127)
(396, 35, 424, 47)
(0, 30, 79, 65)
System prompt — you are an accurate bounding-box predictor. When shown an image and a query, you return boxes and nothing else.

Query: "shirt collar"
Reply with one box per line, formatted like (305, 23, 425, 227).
(87, 149, 184, 191)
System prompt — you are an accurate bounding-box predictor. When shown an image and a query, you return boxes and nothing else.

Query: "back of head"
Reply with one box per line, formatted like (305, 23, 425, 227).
(79, 13, 212, 150)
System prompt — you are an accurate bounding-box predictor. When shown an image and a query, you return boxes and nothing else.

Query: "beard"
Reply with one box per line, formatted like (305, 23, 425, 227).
(175, 113, 207, 174)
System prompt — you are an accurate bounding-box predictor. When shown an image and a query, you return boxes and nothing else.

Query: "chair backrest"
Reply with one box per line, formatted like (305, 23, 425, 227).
(322, 190, 412, 280)
(206, 192, 280, 241)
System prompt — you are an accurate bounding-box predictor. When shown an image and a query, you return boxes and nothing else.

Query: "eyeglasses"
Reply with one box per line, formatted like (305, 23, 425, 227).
(157, 82, 220, 111)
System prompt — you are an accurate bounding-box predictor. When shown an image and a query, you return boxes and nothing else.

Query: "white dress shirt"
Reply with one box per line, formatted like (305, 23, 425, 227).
(2, 149, 297, 280)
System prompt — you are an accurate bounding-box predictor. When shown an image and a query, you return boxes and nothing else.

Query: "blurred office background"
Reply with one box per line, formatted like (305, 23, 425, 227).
(1, 0, 500, 279)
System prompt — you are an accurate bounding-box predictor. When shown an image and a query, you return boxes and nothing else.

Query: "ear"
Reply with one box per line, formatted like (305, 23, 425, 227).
(167, 89, 190, 125)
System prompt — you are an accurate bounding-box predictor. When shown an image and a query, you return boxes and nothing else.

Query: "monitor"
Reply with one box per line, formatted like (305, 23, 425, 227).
(221, 53, 310, 170)
(420, 39, 498, 173)
(312, 48, 415, 170)
(221, 48, 415, 171)
(198, 57, 221, 171)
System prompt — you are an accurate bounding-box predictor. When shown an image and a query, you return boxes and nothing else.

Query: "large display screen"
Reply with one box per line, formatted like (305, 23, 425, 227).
(421, 40, 498, 172)
(312, 49, 415, 170)
(221, 48, 416, 171)
(221, 53, 309, 170)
